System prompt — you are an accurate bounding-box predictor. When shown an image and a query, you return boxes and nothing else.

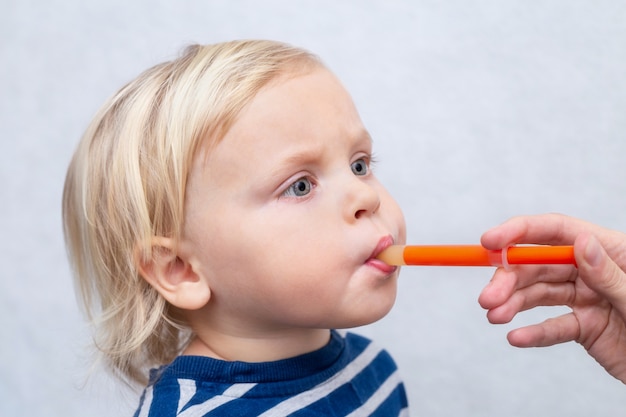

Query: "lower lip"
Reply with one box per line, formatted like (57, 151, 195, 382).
(366, 258, 398, 275)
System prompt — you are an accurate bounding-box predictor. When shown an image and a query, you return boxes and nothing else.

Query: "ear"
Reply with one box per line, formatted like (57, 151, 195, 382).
(136, 237, 210, 310)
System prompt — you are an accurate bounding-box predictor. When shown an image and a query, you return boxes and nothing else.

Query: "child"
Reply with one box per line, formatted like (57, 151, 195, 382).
(63, 40, 408, 416)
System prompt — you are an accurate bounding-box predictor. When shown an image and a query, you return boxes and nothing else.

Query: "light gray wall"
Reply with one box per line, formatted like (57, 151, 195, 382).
(2, 1, 625, 415)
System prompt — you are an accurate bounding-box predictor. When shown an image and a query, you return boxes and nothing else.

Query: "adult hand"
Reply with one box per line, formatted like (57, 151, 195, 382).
(478, 213, 626, 383)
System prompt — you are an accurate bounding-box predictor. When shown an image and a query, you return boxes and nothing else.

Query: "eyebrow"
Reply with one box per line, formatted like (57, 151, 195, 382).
(275, 146, 324, 173)
(270, 129, 373, 175)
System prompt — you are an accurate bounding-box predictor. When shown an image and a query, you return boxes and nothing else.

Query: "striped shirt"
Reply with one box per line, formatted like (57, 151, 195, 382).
(133, 331, 409, 416)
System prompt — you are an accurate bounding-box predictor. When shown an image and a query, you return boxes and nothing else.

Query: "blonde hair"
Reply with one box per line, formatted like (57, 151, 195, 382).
(62, 40, 321, 385)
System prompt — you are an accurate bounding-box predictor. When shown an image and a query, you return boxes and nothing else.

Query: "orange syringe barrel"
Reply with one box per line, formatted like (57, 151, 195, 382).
(377, 245, 576, 267)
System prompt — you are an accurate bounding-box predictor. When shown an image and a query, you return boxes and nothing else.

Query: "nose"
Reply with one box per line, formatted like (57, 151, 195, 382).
(344, 176, 381, 222)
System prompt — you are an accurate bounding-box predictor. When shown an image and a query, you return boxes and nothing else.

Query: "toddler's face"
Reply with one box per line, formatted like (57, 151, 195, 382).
(182, 67, 406, 334)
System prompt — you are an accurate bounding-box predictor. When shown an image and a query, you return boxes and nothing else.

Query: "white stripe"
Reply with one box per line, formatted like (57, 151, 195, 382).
(257, 342, 382, 417)
(136, 386, 154, 417)
(176, 383, 257, 416)
(344, 370, 402, 417)
(177, 379, 197, 414)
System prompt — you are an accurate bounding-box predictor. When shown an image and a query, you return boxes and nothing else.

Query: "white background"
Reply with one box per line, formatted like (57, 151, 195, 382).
(2, 1, 626, 415)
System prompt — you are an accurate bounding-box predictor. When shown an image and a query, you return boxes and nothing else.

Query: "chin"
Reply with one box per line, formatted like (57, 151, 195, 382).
(342, 297, 397, 329)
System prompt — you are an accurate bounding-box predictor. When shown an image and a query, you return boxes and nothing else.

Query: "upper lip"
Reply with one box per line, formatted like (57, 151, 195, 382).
(369, 235, 395, 261)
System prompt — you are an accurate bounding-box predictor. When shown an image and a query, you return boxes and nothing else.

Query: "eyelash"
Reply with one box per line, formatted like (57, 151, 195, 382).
(369, 153, 378, 169)
(280, 153, 377, 199)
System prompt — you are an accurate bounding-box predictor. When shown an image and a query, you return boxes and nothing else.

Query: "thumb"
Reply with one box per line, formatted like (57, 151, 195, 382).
(575, 233, 626, 319)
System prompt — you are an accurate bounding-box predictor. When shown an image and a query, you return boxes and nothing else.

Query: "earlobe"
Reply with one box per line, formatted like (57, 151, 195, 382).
(136, 237, 211, 310)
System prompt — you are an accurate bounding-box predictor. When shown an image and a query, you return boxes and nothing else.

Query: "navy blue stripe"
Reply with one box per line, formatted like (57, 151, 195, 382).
(134, 331, 408, 416)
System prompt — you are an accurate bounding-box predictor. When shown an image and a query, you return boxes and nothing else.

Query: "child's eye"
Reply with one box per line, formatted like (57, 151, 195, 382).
(351, 158, 369, 176)
(282, 177, 313, 197)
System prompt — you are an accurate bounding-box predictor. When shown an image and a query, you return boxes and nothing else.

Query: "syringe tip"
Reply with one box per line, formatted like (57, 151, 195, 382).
(376, 245, 406, 266)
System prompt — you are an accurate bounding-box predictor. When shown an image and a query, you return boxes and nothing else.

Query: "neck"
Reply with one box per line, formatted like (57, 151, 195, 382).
(183, 327, 331, 362)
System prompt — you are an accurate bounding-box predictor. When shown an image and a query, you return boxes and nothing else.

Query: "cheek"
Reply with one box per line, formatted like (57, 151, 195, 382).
(190, 209, 328, 283)
(183, 204, 257, 283)
(396, 206, 407, 243)
(379, 188, 406, 241)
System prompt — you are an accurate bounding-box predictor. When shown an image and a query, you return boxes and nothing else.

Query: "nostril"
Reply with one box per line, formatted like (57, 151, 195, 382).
(355, 209, 366, 219)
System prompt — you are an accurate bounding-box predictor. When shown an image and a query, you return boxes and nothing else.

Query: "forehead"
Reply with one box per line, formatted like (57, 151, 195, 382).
(198, 67, 368, 167)
(230, 68, 364, 146)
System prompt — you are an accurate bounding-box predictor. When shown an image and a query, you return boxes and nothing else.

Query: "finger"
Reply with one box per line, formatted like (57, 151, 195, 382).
(481, 213, 595, 250)
(576, 233, 626, 320)
(478, 268, 518, 310)
(485, 281, 576, 324)
(510, 263, 578, 288)
(507, 312, 580, 348)
(479, 264, 577, 310)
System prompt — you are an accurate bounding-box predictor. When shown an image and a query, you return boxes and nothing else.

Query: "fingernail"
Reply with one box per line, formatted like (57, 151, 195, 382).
(584, 235, 602, 268)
